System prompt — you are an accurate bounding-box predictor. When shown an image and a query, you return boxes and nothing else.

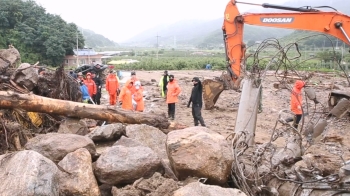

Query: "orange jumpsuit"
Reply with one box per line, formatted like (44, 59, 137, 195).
(84, 79, 97, 97)
(125, 78, 140, 94)
(118, 86, 133, 110)
(106, 75, 120, 105)
(290, 80, 305, 115)
(166, 80, 181, 104)
(133, 87, 144, 112)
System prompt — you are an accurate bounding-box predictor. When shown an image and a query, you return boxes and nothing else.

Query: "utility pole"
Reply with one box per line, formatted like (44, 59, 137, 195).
(156, 33, 161, 60)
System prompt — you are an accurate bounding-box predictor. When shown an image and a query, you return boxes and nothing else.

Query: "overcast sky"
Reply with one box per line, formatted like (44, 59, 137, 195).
(34, 0, 288, 43)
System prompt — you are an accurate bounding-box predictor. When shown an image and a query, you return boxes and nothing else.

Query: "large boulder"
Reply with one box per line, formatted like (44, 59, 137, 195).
(11, 63, 39, 90)
(126, 124, 177, 180)
(125, 124, 167, 159)
(114, 136, 177, 180)
(173, 182, 246, 196)
(58, 148, 100, 196)
(94, 144, 162, 185)
(0, 150, 59, 195)
(87, 123, 124, 142)
(58, 118, 90, 135)
(0, 46, 20, 73)
(25, 133, 97, 163)
(166, 127, 234, 184)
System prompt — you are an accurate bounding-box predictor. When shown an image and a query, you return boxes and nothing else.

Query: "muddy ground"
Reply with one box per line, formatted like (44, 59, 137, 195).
(98, 70, 350, 152)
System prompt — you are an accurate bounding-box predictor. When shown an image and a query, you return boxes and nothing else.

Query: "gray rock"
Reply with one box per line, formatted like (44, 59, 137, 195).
(126, 124, 167, 159)
(166, 127, 234, 184)
(113, 136, 143, 147)
(58, 148, 100, 196)
(0, 150, 59, 195)
(173, 182, 246, 196)
(25, 133, 97, 163)
(87, 123, 124, 142)
(11, 63, 38, 90)
(94, 145, 162, 185)
(126, 124, 177, 179)
(58, 118, 90, 135)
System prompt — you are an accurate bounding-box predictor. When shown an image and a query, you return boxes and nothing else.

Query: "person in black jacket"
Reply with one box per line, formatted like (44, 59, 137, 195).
(187, 77, 206, 127)
(91, 71, 102, 105)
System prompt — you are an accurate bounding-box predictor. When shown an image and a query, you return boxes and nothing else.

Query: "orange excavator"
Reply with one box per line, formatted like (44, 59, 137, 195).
(203, 0, 350, 111)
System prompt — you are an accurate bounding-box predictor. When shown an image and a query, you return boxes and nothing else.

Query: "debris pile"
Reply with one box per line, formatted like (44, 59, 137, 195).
(0, 46, 170, 155)
(0, 46, 85, 154)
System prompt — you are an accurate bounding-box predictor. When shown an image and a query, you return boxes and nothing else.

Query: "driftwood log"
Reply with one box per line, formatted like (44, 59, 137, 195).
(0, 91, 170, 129)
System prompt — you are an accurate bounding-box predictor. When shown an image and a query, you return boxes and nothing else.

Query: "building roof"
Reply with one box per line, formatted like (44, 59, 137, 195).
(74, 48, 97, 56)
(108, 59, 139, 65)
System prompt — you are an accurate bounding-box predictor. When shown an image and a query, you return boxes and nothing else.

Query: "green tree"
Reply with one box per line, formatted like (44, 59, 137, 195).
(0, 0, 84, 66)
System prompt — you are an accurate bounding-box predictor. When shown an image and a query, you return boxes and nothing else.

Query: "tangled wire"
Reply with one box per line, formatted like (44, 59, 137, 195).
(229, 35, 350, 195)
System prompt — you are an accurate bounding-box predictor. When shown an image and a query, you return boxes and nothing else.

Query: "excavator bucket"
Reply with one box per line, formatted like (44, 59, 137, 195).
(202, 79, 224, 110)
(202, 71, 242, 110)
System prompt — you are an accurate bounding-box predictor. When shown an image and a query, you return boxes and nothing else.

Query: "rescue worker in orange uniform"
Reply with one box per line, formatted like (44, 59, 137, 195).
(125, 71, 140, 93)
(133, 81, 144, 112)
(84, 72, 97, 103)
(118, 81, 133, 110)
(166, 75, 181, 120)
(106, 71, 120, 105)
(290, 80, 305, 129)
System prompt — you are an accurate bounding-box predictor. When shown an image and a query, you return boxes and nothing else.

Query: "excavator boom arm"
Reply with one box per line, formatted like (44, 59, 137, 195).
(203, 1, 350, 110)
(223, 1, 350, 80)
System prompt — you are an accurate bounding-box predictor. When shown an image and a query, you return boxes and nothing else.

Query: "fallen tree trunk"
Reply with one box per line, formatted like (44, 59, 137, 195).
(0, 91, 170, 129)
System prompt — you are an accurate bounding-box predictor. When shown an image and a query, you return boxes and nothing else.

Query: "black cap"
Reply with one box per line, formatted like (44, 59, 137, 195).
(169, 75, 174, 79)
(131, 71, 136, 75)
(192, 77, 200, 82)
(91, 71, 96, 74)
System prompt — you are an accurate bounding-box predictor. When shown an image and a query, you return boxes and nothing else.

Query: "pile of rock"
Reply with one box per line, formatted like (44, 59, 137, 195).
(0, 124, 245, 196)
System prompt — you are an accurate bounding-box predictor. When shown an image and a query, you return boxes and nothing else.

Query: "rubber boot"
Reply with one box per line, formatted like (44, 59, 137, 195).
(168, 112, 172, 119)
(171, 111, 175, 120)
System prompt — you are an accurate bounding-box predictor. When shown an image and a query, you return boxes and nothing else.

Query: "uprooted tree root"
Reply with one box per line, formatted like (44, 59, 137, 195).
(0, 65, 82, 155)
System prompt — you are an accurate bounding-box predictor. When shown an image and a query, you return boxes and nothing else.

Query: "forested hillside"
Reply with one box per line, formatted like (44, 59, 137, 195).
(123, 18, 292, 48)
(81, 28, 119, 48)
(0, 0, 84, 66)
